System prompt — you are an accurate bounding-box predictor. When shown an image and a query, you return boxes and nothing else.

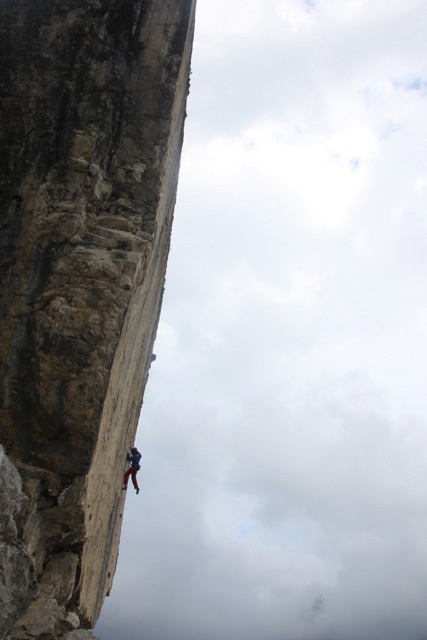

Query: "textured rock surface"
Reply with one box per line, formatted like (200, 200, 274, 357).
(61, 631, 100, 640)
(0, 447, 36, 639)
(0, 0, 196, 638)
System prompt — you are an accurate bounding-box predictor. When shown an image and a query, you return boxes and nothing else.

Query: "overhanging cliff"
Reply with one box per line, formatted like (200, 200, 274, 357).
(0, 1, 196, 638)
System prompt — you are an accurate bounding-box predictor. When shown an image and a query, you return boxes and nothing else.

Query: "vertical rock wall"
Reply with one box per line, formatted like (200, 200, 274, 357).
(0, 0, 196, 637)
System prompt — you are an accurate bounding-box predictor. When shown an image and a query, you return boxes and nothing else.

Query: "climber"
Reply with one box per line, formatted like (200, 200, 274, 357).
(122, 446, 142, 494)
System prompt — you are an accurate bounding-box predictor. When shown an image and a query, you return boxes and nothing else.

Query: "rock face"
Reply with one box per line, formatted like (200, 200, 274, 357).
(0, 1, 196, 638)
(0, 446, 36, 639)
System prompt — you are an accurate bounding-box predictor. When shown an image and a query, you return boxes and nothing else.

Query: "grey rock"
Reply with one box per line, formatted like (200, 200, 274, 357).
(0, 449, 36, 639)
(0, 543, 36, 639)
(0, 0, 196, 637)
(40, 552, 79, 605)
(7, 594, 75, 640)
(60, 630, 100, 640)
(0, 446, 23, 541)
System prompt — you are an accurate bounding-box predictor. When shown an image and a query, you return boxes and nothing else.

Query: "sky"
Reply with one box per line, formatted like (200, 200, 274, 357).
(96, 1, 427, 639)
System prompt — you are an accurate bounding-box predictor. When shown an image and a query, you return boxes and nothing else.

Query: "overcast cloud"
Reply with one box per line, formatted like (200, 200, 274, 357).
(96, 1, 427, 639)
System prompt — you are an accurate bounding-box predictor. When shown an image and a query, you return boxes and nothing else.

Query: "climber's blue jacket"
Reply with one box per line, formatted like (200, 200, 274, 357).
(127, 452, 141, 467)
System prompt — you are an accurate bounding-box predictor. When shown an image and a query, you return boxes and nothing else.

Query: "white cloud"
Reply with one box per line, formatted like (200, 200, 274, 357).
(275, 0, 318, 31)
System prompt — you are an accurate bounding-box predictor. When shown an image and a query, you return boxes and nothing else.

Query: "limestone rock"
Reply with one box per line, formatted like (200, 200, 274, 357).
(0, 446, 24, 542)
(0, 448, 36, 639)
(0, 0, 196, 638)
(7, 595, 78, 640)
(0, 544, 36, 640)
(60, 631, 100, 640)
(39, 552, 80, 605)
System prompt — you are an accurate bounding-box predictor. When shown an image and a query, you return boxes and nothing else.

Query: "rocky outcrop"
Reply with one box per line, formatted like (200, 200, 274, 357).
(0, 1, 196, 638)
(0, 447, 36, 639)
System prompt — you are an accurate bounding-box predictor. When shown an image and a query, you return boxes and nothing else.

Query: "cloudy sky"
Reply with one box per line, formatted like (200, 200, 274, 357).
(96, 1, 427, 639)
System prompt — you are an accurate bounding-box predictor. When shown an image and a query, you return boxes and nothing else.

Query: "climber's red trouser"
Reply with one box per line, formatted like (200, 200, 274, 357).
(123, 467, 139, 490)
